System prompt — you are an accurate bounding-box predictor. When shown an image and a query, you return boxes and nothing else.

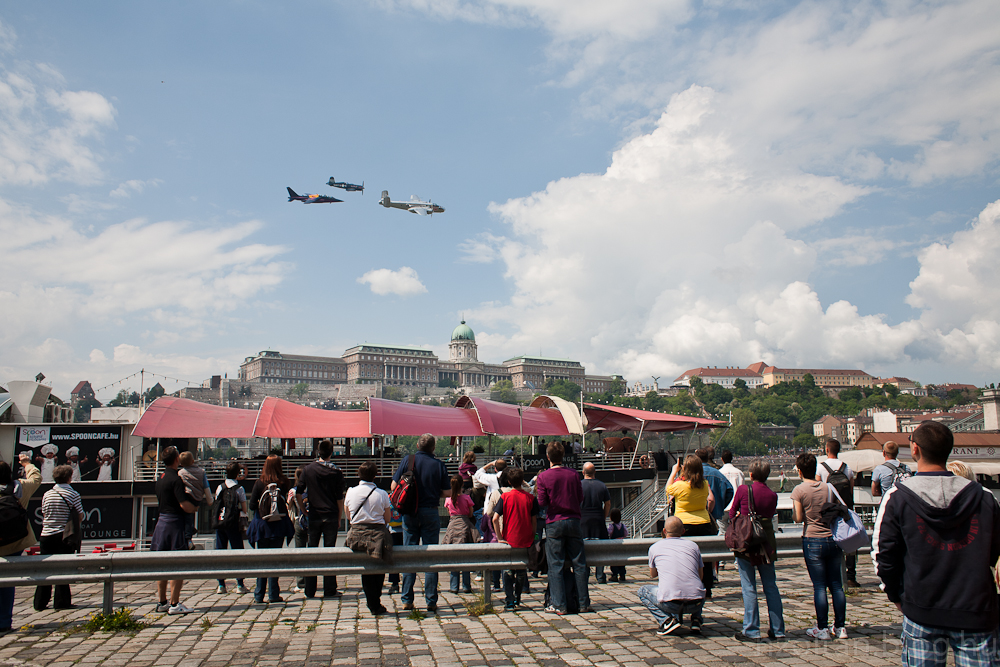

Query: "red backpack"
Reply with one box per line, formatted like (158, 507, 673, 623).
(389, 454, 419, 516)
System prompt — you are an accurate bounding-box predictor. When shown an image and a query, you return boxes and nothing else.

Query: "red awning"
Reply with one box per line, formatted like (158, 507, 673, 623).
(254, 397, 371, 438)
(455, 396, 572, 436)
(133, 397, 258, 438)
(367, 398, 485, 437)
(583, 403, 726, 433)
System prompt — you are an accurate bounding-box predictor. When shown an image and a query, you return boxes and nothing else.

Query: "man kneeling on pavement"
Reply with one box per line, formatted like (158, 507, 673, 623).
(638, 516, 705, 635)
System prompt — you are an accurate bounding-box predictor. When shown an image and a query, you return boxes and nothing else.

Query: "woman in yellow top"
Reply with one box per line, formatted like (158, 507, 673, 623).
(666, 455, 717, 603)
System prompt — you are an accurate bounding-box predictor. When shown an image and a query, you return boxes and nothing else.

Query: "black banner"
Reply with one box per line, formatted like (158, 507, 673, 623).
(26, 496, 135, 542)
(17, 425, 124, 482)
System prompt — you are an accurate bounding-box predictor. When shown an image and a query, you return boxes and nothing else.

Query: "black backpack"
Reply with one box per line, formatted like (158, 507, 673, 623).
(211, 484, 242, 530)
(821, 461, 853, 509)
(0, 483, 29, 547)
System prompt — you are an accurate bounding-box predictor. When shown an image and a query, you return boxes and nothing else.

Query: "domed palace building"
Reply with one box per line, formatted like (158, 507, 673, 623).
(239, 320, 619, 393)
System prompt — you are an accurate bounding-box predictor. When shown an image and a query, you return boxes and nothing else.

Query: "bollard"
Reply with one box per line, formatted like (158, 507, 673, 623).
(102, 581, 114, 615)
(483, 570, 491, 605)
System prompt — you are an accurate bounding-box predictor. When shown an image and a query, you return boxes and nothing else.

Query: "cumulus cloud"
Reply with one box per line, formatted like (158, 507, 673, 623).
(466, 76, 1000, 382)
(357, 267, 428, 296)
(110, 178, 163, 198)
(0, 58, 117, 185)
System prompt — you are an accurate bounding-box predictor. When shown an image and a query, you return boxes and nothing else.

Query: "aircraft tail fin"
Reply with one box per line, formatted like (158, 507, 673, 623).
(380, 190, 390, 207)
(287, 187, 298, 199)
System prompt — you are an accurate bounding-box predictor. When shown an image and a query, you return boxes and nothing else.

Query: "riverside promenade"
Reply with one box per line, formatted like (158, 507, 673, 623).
(1, 559, 902, 667)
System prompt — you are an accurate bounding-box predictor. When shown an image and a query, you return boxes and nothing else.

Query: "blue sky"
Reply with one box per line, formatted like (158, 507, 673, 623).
(1, 0, 999, 401)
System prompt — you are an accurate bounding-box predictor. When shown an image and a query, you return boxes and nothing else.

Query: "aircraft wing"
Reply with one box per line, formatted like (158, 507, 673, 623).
(410, 206, 432, 215)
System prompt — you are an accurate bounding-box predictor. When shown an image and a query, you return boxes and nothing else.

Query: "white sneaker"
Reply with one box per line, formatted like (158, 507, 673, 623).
(215, 584, 227, 594)
(474, 575, 483, 582)
(834, 626, 848, 639)
(168, 603, 194, 615)
(155, 602, 170, 613)
(235, 585, 251, 595)
(806, 626, 831, 640)
(290, 586, 303, 593)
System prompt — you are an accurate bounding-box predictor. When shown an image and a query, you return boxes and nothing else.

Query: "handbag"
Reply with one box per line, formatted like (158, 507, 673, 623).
(824, 484, 870, 553)
(59, 492, 82, 552)
(725, 483, 766, 554)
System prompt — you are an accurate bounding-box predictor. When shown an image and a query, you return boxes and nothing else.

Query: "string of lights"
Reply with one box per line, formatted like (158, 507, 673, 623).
(94, 369, 200, 397)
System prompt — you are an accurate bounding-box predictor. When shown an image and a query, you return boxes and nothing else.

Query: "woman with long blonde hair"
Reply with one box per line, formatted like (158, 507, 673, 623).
(664, 454, 716, 629)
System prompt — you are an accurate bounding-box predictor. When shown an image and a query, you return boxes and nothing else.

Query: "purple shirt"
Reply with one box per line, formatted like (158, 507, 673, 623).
(729, 480, 778, 520)
(535, 466, 582, 523)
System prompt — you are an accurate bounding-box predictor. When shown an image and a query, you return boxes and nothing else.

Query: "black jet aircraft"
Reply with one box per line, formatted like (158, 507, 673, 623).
(287, 187, 342, 204)
(379, 190, 445, 216)
(327, 177, 364, 193)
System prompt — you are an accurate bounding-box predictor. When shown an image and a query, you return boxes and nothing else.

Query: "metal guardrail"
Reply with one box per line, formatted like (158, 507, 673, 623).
(0, 528, 871, 615)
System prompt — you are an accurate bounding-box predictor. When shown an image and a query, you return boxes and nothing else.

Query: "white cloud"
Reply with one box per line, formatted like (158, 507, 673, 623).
(110, 178, 162, 198)
(0, 62, 116, 185)
(458, 233, 505, 263)
(0, 197, 293, 347)
(466, 74, 1000, 382)
(357, 266, 428, 296)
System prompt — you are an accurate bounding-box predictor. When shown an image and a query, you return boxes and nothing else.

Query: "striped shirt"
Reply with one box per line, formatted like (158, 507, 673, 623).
(40, 484, 83, 537)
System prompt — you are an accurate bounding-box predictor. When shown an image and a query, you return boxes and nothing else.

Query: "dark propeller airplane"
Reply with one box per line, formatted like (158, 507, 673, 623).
(287, 187, 342, 204)
(327, 177, 364, 193)
(379, 190, 444, 216)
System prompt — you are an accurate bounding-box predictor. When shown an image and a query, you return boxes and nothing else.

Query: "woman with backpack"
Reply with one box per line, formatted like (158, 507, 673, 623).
(248, 455, 294, 603)
(213, 461, 250, 595)
(791, 452, 847, 640)
(729, 459, 784, 642)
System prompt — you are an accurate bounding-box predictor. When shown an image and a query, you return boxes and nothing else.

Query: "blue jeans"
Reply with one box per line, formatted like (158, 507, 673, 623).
(637, 585, 703, 626)
(544, 519, 589, 611)
(0, 550, 20, 630)
(735, 557, 784, 638)
(802, 536, 845, 629)
(402, 507, 441, 606)
(254, 536, 284, 601)
(901, 617, 1000, 667)
(215, 527, 245, 588)
(450, 571, 471, 592)
(504, 569, 527, 607)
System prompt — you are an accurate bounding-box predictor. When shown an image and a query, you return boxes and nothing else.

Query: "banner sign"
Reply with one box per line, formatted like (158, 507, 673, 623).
(16, 425, 124, 483)
(27, 496, 135, 541)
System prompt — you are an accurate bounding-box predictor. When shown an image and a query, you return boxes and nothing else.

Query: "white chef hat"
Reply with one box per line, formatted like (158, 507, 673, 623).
(66, 446, 80, 457)
(98, 447, 115, 459)
(41, 443, 58, 456)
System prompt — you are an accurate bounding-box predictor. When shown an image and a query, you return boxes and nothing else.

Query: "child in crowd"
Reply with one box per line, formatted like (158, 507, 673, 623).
(607, 508, 628, 583)
(178, 451, 212, 548)
(444, 475, 476, 593)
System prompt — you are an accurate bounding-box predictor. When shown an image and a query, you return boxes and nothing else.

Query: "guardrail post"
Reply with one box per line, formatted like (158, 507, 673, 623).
(102, 581, 114, 615)
(483, 570, 491, 605)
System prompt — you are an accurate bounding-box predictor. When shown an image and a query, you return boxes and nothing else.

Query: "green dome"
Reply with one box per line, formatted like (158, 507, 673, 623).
(451, 320, 475, 342)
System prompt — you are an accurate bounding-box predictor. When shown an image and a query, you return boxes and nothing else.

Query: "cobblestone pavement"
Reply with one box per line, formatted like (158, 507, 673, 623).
(1, 559, 906, 667)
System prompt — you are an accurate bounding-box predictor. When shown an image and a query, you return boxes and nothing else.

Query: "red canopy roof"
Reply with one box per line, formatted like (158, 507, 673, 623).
(367, 398, 486, 437)
(583, 403, 725, 433)
(254, 397, 371, 438)
(133, 397, 258, 438)
(455, 396, 571, 436)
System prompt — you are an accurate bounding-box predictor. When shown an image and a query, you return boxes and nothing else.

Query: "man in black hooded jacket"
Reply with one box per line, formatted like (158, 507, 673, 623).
(873, 421, 1000, 665)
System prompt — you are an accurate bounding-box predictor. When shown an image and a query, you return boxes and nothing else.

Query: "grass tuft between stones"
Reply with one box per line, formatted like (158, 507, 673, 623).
(80, 607, 150, 633)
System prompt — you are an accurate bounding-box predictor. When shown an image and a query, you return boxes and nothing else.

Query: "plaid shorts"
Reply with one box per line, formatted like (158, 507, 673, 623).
(901, 617, 999, 667)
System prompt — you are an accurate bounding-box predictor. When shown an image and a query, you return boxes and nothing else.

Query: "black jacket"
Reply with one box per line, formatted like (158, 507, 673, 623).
(873, 473, 1000, 631)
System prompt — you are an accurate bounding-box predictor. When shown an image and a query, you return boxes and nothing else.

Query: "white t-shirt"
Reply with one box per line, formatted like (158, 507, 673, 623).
(817, 458, 854, 482)
(345, 481, 391, 525)
(719, 463, 745, 510)
(648, 538, 705, 603)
